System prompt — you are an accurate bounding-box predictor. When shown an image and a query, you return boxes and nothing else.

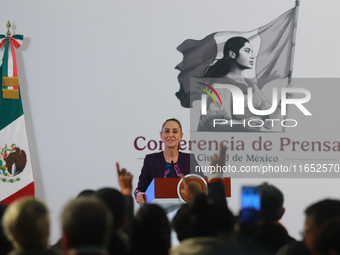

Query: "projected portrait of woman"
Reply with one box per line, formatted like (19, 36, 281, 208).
(197, 36, 280, 132)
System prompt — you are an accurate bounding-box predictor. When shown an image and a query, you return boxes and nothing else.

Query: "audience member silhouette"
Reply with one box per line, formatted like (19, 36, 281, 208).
(91, 163, 134, 255)
(0, 204, 13, 255)
(94, 188, 131, 255)
(171, 204, 191, 242)
(251, 182, 295, 254)
(313, 218, 340, 255)
(304, 199, 340, 254)
(51, 189, 95, 251)
(130, 204, 170, 255)
(60, 197, 112, 255)
(4, 157, 340, 255)
(277, 199, 340, 255)
(170, 194, 234, 255)
(2, 197, 60, 255)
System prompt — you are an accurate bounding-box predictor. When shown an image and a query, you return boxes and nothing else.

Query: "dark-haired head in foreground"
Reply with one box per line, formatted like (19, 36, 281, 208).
(94, 187, 130, 255)
(247, 183, 295, 254)
(60, 197, 112, 253)
(303, 199, 340, 254)
(276, 199, 340, 255)
(314, 218, 340, 255)
(172, 204, 191, 242)
(189, 194, 234, 239)
(130, 204, 170, 255)
(170, 195, 235, 255)
(258, 182, 284, 222)
(94, 188, 126, 231)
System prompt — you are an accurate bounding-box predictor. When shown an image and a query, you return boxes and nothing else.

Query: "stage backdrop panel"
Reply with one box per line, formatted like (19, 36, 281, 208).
(0, 0, 339, 244)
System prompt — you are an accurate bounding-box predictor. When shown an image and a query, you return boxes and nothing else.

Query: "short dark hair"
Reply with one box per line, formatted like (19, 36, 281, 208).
(171, 204, 191, 241)
(61, 197, 112, 248)
(258, 182, 284, 222)
(305, 199, 340, 227)
(189, 194, 234, 238)
(130, 204, 170, 255)
(315, 218, 340, 255)
(77, 189, 95, 197)
(94, 188, 126, 230)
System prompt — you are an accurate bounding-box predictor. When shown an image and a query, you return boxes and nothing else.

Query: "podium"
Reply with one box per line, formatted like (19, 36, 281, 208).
(145, 177, 231, 212)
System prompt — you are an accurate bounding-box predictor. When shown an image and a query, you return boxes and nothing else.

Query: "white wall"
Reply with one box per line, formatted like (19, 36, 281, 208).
(1, 0, 339, 244)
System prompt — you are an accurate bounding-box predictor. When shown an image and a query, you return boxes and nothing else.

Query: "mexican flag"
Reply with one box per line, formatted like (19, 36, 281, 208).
(0, 34, 34, 204)
(175, 3, 299, 108)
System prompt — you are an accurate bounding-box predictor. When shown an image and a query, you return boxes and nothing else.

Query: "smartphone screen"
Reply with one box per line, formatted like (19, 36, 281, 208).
(240, 186, 261, 226)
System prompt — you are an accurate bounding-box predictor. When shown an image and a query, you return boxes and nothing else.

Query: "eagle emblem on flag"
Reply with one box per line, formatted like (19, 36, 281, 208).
(0, 143, 27, 183)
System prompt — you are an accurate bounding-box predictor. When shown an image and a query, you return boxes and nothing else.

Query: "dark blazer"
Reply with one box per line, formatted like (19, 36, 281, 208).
(253, 222, 296, 254)
(134, 151, 199, 196)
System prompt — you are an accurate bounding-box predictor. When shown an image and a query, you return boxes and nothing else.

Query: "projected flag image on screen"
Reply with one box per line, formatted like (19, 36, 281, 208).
(175, 2, 300, 110)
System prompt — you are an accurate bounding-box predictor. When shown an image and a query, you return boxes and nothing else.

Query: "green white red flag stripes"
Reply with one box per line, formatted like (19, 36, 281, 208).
(0, 33, 34, 204)
(0, 34, 23, 79)
(0, 34, 23, 99)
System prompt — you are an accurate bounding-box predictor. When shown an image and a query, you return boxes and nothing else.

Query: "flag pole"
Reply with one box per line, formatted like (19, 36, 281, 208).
(283, 1, 300, 133)
(288, 0, 300, 86)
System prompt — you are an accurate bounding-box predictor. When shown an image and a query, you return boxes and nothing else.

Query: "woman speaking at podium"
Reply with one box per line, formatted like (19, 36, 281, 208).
(134, 118, 197, 206)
